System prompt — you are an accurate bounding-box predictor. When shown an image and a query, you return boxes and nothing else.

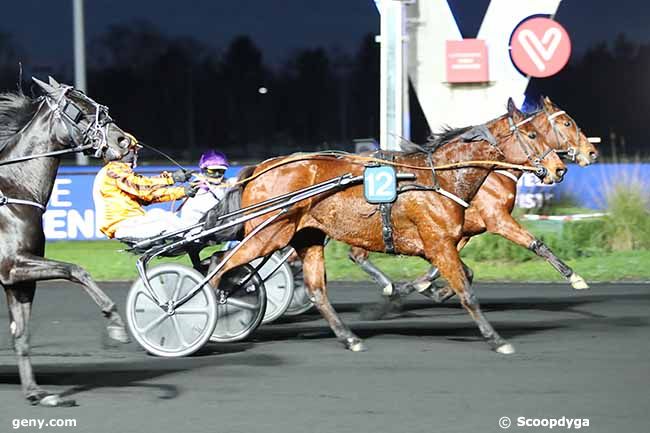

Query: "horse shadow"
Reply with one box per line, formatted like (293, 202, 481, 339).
(257, 292, 650, 343)
(0, 344, 283, 400)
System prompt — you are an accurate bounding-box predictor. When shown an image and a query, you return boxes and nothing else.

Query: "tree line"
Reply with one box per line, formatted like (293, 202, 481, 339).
(0, 25, 646, 162)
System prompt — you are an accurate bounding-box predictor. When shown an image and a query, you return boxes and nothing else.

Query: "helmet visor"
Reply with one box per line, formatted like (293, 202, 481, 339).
(203, 167, 226, 179)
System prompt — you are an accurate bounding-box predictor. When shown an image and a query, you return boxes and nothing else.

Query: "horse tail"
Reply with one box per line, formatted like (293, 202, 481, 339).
(201, 165, 257, 242)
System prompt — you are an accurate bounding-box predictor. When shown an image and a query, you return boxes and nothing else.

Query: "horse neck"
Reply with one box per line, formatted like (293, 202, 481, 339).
(0, 110, 63, 205)
(427, 136, 505, 203)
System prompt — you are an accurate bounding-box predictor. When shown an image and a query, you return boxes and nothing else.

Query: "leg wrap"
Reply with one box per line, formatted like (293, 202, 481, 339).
(528, 239, 573, 278)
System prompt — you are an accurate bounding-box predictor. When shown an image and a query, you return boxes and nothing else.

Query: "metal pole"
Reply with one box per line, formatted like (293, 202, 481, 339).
(73, 0, 89, 165)
(379, 0, 408, 151)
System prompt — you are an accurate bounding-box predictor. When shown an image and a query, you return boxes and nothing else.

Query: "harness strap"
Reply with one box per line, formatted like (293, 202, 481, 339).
(372, 150, 397, 254)
(0, 194, 46, 211)
(494, 169, 520, 183)
(436, 187, 470, 208)
(398, 184, 470, 208)
(379, 202, 395, 254)
(547, 110, 566, 121)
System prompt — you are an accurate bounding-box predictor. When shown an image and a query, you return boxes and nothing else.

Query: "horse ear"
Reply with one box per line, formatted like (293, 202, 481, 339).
(542, 96, 553, 109)
(32, 77, 57, 95)
(507, 97, 524, 120)
(48, 76, 61, 88)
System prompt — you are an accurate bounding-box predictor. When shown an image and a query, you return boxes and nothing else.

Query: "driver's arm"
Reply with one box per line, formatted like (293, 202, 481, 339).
(106, 162, 186, 204)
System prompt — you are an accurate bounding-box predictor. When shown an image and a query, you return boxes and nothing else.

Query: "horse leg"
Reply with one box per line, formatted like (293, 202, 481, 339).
(10, 254, 129, 343)
(348, 247, 394, 295)
(5, 284, 76, 407)
(428, 243, 514, 354)
(488, 215, 588, 289)
(301, 244, 365, 352)
(349, 247, 406, 321)
(398, 239, 478, 302)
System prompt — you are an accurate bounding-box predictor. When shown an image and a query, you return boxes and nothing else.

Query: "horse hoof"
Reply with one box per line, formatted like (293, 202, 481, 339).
(29, 394, 77, 407)
(345, 338, 367, 352)
(107, 325, 131, 344)
(495, 343, 516, 355)
(570, 274, 590, 290)
(39, 394, 77, 407)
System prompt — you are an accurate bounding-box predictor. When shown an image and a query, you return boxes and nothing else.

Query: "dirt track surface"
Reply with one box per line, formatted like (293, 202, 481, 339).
(1, 281, 648, 433)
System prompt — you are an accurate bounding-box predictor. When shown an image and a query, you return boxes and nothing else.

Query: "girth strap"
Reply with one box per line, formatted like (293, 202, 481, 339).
(372, 149, 397, 254)
(379, 202, 395, 254)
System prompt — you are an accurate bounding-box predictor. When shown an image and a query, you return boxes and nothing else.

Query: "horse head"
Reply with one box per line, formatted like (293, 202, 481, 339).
(32, 76, 131, 162)
(506, 98, 566, 184)
(540, 96, 598, 167)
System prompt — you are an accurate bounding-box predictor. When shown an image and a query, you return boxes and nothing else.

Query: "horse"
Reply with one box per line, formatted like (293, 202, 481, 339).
(204, 101, 566, 355)
(350, 96, 600, 319)
(0, 77, 132, 407)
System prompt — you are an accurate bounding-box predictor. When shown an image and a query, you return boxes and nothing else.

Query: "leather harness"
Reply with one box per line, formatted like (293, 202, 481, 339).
(372, 150, 397, 254)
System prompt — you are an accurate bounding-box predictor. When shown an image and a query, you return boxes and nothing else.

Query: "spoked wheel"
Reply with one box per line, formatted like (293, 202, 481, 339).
(210, 264, 267, 343)
(126, 264, 218, 357)
(251, 252, 295, 324)
(283, 259, 314, 316)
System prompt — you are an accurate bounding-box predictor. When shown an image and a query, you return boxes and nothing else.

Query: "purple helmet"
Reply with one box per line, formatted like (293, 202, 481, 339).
(199, 150, 229, 170)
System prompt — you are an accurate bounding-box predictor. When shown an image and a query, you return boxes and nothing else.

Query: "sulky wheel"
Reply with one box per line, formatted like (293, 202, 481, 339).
(210, 264, 267, 343)
(283, 258, 314, 316)
(126, 263, 218, 358)
(250, 252, 295, 324)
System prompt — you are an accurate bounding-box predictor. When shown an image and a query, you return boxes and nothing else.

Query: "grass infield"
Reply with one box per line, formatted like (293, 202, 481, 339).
(44, 239, 650, 283)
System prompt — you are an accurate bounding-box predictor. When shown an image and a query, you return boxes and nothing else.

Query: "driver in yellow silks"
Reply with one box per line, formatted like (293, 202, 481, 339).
(92, 134, 198, 240)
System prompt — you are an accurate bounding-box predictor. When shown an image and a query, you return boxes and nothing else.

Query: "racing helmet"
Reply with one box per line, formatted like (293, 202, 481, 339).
(199, 150, 229, 179)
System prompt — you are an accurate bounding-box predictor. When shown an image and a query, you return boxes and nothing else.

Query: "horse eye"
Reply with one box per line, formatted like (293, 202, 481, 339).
(564, 121, 571, 127)
(528, 132, 537, 139)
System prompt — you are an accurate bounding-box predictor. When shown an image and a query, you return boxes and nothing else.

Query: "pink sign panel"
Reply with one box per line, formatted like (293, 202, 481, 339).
(510, 17, 571, 78)
(446, 39, 489, 84)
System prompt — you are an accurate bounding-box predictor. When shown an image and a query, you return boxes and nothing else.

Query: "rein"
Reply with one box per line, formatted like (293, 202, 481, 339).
(0, 143, 94, 167)
(0, 193, 46, 211)
(226, 151, 542, 188)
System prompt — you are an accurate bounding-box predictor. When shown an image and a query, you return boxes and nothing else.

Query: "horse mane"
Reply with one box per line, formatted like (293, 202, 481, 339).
(400, 125, 473, 154)
(0, 91, 39, 152)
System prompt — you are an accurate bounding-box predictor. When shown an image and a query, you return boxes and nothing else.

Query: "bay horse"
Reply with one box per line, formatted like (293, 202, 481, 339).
(351, 97, 600, 318)
(205, 102, 566, 355)
(0, 77, 131, 407)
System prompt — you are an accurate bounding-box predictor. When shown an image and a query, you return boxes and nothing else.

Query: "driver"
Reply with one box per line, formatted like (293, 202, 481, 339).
(178, 150, 230, 225)
(93, 133, 198, 240)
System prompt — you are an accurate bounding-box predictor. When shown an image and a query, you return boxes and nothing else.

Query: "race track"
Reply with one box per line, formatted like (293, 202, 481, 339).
(0, 281, 648, 433)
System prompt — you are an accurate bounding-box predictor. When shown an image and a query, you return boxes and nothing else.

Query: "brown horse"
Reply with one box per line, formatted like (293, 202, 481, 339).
(350, 96, 599, 315)
(205, 103, 566, 354)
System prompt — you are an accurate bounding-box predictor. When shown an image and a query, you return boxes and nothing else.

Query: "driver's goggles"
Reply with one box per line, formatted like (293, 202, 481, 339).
(203, 168, 226, 177)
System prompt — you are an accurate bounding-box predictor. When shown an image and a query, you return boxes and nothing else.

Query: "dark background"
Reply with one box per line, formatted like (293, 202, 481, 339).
(0, 0, 647, 162)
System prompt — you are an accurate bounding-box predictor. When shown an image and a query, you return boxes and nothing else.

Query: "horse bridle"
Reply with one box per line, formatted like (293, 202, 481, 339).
(507, 116, 553, 178)
(0, 87, 119, 212)
(43, 85, 115, 158)
(542, 107, 581, 161)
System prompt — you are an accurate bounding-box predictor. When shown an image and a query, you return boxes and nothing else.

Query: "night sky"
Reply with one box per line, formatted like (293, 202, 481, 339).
(3, 0, 649, 71)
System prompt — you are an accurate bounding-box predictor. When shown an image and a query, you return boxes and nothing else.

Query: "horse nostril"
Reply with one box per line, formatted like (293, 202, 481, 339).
(556, 168, 567, 178)
(590, 151, 598, 161)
